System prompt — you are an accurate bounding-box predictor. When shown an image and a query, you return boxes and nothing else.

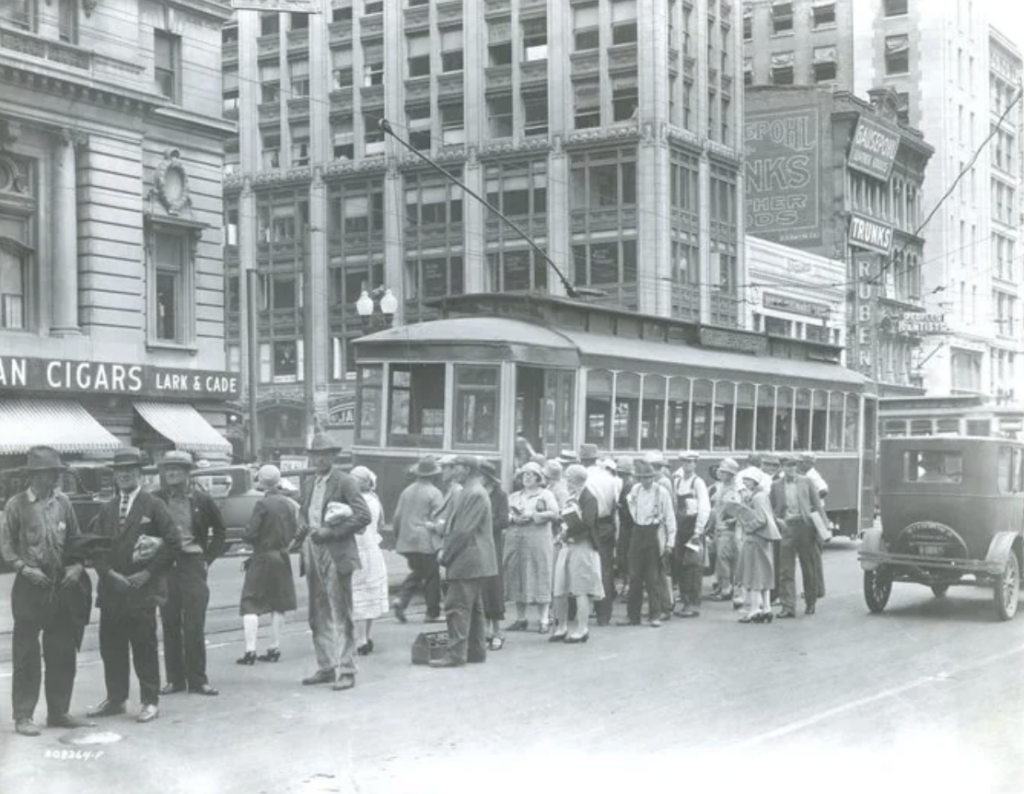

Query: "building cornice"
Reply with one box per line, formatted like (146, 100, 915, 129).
(1, 57, 158, 115)
(164, 0, 234, 24)
(152, 106, 237, 138)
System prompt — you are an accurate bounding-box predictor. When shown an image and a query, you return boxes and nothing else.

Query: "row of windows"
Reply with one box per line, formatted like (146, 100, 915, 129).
(355, 361, 866, 456)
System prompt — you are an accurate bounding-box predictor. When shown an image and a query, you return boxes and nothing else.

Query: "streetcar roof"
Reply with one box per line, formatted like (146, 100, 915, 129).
(355, 316, 867, 387)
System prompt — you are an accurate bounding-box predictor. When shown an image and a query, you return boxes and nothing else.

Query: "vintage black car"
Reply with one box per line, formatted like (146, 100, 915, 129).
(859, 436, 1024, 621)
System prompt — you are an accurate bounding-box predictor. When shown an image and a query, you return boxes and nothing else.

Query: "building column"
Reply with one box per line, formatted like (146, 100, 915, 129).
(51, 129, 84, 336)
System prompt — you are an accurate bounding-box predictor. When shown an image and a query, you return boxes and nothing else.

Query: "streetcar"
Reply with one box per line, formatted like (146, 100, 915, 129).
(880, 394, 1024, 440)
(859, 435, 1024, 621)
(351, 293, 877, 537)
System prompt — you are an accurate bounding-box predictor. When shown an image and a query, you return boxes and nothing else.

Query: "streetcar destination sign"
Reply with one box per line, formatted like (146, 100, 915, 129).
(0, 356, 240, 399)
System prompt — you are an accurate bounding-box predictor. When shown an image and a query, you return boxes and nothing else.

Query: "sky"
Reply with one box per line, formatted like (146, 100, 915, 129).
(984, 0, 1024, 55)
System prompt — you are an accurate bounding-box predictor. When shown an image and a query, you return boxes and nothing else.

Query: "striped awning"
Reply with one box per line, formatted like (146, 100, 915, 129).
(0, 399, 121, 454)
(134, 402, 232, 455)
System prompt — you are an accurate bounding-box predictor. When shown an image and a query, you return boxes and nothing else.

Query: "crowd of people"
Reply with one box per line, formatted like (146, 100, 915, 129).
(0, 433, 832, 736)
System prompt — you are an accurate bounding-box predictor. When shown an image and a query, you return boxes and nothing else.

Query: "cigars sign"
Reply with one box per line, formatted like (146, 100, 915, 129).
(0, 356, 240, 400)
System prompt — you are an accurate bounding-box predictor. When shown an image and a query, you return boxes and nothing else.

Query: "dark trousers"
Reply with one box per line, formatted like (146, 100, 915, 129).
(595, 530, 617, 625)
(99, 607, 161, 706)
(11, 608, 78, 722)
(770, 540, 781, 601)
(398, 552, 441, 619)
(778, 525, 824, 612)
(442, 578, 487, 664)
(160, 556, 210, 689)
(627, 526, 663, 623)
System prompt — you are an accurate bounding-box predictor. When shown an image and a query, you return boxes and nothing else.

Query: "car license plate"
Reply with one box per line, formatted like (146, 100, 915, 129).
(918, 544, 944, 557)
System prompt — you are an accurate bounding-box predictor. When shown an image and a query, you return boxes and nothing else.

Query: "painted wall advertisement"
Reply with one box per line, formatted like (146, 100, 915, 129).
(744, 105, 823, 247)
(847, 116, 900, 182)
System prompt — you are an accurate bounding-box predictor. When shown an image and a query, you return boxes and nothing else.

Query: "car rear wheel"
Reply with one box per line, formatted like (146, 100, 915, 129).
(931, 585, 949, 598)
(864, 568, 892, 614)
(993, 554, 1020, 621)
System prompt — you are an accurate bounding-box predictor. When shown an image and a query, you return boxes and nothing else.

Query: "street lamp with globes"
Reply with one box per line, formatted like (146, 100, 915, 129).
(356, 286, 398, 333)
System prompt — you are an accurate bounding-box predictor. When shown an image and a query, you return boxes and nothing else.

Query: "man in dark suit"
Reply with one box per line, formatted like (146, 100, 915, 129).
(87, 447, 180, 724)
(0, 447, 92, 736)
(769, 455, 826, 618)
(154, 450, 226, 697)
(429, 456, 498, 668)
(298, 433, 371, 692)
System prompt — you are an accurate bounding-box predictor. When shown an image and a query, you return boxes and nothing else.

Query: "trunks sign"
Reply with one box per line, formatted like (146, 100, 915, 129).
(848, 213, 894, 255)
(0, 356, 240, 400)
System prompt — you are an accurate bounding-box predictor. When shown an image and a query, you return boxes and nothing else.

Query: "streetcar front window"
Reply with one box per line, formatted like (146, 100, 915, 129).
(387, 363, 445, 448)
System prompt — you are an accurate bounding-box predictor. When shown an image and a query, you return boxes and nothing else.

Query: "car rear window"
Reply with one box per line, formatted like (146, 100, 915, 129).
(193, 475, 233, 498)
(903, 450, 963, 484)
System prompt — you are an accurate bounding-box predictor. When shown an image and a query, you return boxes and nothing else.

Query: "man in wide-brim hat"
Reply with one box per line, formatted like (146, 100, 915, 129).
(153, 450, 226, 698)
(87, 447, 180, 725)
(297, 432, 371, 691)
(1, 446, 93, 736)
(391, 456, 446, 624)
(670, 451, 710, 619)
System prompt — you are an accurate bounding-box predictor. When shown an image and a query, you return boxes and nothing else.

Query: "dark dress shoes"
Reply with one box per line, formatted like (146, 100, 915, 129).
(87, 700, 126, 718)
(428, 656, 465, 668)
(302, 669, 337, 686)
(776, 609, 797, 619)
(136, 704, 159, 724)
(805, 604, 816, 615)
(257, 648, 281, 663)
(47, 714, 95, 729)
(190, 684, 219, 696)
(332, 674, 356, 691)
(160, 683, 187, 695)
(15, 718, 41, 736)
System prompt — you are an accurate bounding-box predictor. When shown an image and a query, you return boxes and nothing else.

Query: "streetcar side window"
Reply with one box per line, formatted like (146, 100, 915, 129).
(735, 382, 756, 451)
(755, 384, 775, 451)
(775, 386, 793, 452)
(585, 369, 613, 446)
(828, 392, 845, 450)
(356, 364, 384, 445)
(844, 394, 860, 451)
(713, 381, 735, 451)
(690, 378, 713, 451)
(640, 374, 667, 451)
(666, 376, 691, 451)
(614, 372, 641, 450)
(811, 390, 828, 451)
(387, 363, 445, 448)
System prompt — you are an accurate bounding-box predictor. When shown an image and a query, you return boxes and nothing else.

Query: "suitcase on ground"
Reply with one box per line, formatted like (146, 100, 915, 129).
(411, 631, 449, 665)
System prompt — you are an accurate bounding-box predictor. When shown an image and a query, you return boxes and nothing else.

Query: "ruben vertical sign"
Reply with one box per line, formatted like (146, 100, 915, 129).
(745, 105, 823, 246)
(847, 116, 900, 182)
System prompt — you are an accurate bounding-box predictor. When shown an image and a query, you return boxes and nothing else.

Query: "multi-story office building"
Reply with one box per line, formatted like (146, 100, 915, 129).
(0, 0, 237, 466)
(221, 0, 746, 457)
(743, 0, 1024, 399)
(745, 84, 933, 394)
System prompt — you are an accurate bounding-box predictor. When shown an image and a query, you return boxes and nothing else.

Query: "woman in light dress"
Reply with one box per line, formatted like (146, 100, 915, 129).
(503, 461, 559, 633)
(349, 466, 390, 654)
(734, 469, 781, 624)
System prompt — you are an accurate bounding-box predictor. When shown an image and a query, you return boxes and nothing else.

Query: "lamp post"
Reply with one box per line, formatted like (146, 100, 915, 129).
(355, 286, 398, 334)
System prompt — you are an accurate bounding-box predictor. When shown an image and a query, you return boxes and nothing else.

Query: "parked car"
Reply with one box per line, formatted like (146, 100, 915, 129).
(859, 435, 1024, 621)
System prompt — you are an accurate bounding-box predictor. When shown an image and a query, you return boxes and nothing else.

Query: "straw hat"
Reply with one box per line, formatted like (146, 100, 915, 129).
(517, 460, 547, 484)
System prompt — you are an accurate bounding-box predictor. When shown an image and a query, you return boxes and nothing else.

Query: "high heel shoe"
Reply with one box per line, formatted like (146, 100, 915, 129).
(356, 639, 374, 656)
(236, 651, 257, 666)
(257, 648, 281, 662)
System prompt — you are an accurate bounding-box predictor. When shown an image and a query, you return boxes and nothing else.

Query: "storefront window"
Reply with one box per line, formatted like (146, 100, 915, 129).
(387, 363, 445, 448)
(454, 365, 500, 448)
(356, 364, 383, 445)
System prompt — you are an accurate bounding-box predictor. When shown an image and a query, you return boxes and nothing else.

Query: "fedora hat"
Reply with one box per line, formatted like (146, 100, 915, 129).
(25, 446, 66, 472)
(480, 459, 500, 481)
(414, 456, 441, 477)
(157, 450, 195, 470)
(644, 450, 667, 467)
(111, 447, 145, 469)
(578, 443, 600, 462)
(678, 450, 700, 462)
(799, 452, 817, 464)
(451, 454, 480, 471)
(307, 432, 342, 453)
(557, 449, 579, 464)
(438, 454, 457, 467)
(633, 459, 658, 479)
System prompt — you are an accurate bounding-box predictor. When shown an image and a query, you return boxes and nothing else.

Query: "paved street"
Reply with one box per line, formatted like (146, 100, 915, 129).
(1, 539, 1023, 794)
